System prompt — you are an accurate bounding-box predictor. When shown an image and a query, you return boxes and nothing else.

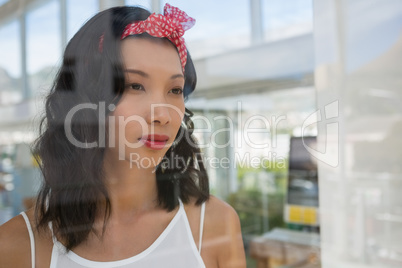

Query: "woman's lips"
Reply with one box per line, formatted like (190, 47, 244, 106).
(139, 134, 169, 150)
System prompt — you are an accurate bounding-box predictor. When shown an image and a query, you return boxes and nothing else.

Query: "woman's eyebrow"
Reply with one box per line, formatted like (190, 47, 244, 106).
(124, 69, 149, 78)
(171, 74, 185, 80)
(125, 69, 184, 80)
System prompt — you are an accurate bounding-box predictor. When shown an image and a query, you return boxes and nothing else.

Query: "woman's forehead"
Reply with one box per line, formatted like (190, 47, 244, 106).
(121, 37, 182, 74)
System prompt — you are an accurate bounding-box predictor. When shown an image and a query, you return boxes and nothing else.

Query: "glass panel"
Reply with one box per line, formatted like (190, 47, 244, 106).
(188, 86, 317, 266)
(125, 0, 151, 11)
(0, 20, 22, 105)
(161, 0, 251, 59)
(0, 0, 9, 7)
(67, 0, 98, 41)
(314, 0, 402, 267)
(26, 0, 61, 98)
(263, 0, 313, 42)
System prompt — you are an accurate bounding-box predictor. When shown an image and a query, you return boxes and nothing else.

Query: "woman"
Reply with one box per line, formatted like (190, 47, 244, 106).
(0, 4, 246, 268)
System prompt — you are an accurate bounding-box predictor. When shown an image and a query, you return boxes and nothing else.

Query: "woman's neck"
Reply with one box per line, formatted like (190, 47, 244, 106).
(102, 152, 160, 218)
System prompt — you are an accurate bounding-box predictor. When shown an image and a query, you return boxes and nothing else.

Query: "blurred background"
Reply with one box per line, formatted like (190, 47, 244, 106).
(0, 0, 401, 267)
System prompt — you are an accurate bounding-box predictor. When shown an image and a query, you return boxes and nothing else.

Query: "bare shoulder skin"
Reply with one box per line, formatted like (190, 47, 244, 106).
(184, 195, 247, 268)
(0, 209, 53, 268)
(0, 211, 32, 267)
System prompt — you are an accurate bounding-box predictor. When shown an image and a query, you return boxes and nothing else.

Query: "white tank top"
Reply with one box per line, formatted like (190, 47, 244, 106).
(20, 199, 206, 268)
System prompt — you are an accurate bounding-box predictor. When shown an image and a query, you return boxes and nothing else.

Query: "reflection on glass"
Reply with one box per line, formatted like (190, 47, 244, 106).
(263, 0, 313, 42)
(26, 0, 61, 98)
(67, 0, 98, 41)
(0, 0, 8, 7)
(314, 0, 402, 266)
(161, 0, 251, 59)
(188, 86, 317, 239)
(0, 20, 22, 105)
(125, 0, 151, 10)
(287, 136, 318, 207)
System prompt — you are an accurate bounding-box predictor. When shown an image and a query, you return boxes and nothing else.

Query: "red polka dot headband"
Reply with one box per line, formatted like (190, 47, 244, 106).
(121, 3, 195, 73)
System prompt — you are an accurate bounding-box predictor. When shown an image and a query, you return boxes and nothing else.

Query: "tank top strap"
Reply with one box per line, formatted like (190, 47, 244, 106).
(44, 193, 57, 244)
(20, 212, 35, 268)
(198, 201, 206, 254)
(48, 221, 58, 244)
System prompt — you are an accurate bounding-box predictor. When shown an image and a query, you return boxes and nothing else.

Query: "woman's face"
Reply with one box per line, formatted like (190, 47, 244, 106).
(106, 37, 185, 168)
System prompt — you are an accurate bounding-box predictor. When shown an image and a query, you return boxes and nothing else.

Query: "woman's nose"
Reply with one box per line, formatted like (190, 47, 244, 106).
(146, 103, 171, 125)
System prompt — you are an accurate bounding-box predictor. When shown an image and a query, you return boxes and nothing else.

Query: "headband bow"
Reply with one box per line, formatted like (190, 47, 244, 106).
(121, 3, 195, 72)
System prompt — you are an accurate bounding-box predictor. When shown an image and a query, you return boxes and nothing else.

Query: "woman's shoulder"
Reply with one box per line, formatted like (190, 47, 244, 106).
(204, 195, 236, 214)
(0, 209, 33, 267)
(203, 195, 246, 267)
(183, 194, 240, 240)
(203, 195, 241, 235)
(184, 194, 239, 223)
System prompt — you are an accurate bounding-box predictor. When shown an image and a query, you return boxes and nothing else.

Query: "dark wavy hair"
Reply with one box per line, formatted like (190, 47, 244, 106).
(33, 6, 209, 250)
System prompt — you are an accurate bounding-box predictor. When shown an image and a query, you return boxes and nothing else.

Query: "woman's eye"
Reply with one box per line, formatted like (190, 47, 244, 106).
(126, 83, 144, 91)
(170, 88, 183, 95)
